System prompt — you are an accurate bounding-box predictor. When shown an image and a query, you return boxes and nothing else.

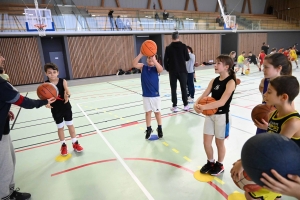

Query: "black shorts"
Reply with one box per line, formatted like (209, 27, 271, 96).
(250, 61, 257, 65)
(51, 107, 73, 124)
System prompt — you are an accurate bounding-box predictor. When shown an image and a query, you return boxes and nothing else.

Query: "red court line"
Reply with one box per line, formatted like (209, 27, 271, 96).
(15, 111, 188, 153)
(51, 159, 117, 177)
(50, 158, 228, 199)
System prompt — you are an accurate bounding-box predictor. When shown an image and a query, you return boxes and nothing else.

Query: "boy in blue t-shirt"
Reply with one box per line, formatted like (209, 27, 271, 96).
(132, 53, 164, 139)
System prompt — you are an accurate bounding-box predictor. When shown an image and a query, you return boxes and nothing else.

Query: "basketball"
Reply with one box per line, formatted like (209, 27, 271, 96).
(251, 104, 276, 124)
(241, 133, 300, 186)
(197, 97, 218, 116)
(236, 78, 241, 85)
(233, 170, 262, 192)
(141, 40, 157, 57)
(245, 69, 250, 75)
(37, 83, 58, 100)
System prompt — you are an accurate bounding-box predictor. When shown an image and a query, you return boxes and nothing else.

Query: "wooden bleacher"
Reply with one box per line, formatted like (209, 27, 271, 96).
(237, 13, 300, 30)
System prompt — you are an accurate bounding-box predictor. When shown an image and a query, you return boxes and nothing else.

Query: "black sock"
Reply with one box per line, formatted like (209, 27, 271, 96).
(147, 126, 152, 131)
(158, 125, 162, 130)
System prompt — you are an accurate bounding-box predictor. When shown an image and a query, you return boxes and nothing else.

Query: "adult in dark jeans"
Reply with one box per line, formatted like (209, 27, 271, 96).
(261, 42, 270, 54)
(108, 9, 114, 31)
(164, 31, 190, 112)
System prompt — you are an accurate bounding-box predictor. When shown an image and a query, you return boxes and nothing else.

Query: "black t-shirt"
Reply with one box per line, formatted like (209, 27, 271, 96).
(261, 45, 269, 54)
(46, 78, 71, 113)
(211, 76, 235, 114)
(248, 54, 257, 63)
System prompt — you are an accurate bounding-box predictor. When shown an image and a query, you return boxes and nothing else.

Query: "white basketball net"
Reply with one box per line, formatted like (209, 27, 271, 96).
(34, 24, 47, 36)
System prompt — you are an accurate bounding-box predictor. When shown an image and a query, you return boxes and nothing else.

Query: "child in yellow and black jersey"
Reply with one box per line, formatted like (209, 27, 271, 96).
(231, 75, 300, 200)
(264, 75, 300, 148)
(267, 110, 300, 147)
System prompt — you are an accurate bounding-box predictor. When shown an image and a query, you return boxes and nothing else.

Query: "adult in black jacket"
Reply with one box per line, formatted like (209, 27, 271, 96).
(164, 31, 190, 112)
(261, 42, 270, 54)
(0, 76, 55, 200)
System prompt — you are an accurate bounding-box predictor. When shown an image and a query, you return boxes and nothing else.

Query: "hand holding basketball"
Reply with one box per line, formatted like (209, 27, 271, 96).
(141, 40, 157, 57)
(196, 97, 218, 116)
(230, 160, 244, 182)
(254, 118, 268, 130)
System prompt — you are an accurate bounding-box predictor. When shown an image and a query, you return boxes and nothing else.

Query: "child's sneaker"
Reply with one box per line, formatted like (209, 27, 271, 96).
(200, 160, 215, 174)
(145, 129, 153, 139)
(188, 97, 194, 103)
(241, 73, 245, 75)
(10, 188, 31, 200)
(73, 141, 84, 152)
(183, 105, 190, 111)
(194, 78, 197, 82)
(209, 161, 224, 176)
(157, 128, 163, 138)
(61, 143, 68, 156)
(170, 106, 179, 112)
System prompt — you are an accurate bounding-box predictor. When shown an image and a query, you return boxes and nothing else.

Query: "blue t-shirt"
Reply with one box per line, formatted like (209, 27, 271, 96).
(141, 65, 159, 97)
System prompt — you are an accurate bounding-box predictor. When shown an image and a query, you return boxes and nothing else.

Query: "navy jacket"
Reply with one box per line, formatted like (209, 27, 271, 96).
(0, 77, 48, 140)
(164, 41, 190, 74)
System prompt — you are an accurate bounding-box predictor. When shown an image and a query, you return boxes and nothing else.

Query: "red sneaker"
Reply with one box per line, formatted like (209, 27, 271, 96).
(73, 141, 84, 152)
(61, 143, 68, 156)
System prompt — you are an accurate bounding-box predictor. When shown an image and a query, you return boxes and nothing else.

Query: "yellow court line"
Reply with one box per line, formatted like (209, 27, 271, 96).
(197, 166, 202, 169)
(127, 120, 130, 123)
(214, 177, 225, 185)
(120, 117, 124, 120)
(183, 156, 191, 162)
(172, 148, 179, 153)
(140, 127, 145, 131)
(162, 142, 169, 146)
(104, 110, 107, 113)
(114, 115, 118, 118)
(108, 112, 112, 115)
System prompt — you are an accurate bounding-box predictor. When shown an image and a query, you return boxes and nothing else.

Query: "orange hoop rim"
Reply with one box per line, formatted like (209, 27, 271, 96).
(34, 24, 47, 29)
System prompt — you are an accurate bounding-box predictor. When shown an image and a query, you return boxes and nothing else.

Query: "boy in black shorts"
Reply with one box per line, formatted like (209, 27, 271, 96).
(246, 51, 260, 71)
(44, 63, 84, 156)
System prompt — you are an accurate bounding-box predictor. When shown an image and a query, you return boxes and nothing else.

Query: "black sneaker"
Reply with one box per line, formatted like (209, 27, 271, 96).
(10, 188, 31, 200)
(194, 78, 197, 82)
(157, 128, 163, 138)
(145, 129, 152, 139)
(200, 160, 215, 174)
(209, 161, 224, 176)
(241, 73, 245, 75)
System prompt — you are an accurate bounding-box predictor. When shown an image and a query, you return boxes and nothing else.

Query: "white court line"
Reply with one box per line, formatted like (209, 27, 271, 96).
(77, 103, 154, 200)
(77, 93, 139, 105)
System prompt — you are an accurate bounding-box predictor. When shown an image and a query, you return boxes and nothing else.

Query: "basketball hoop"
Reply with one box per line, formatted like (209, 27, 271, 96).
(34, 24, 47, 36)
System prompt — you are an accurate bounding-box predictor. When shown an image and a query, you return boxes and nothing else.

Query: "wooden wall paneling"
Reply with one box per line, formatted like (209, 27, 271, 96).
(101, 0, 104, 7)
(247, 0, 252, 14)
(158, 0, 163, 10)
(67, 36, 134, 79)
(241, 0, 246, 13)
(184, 0, 189, 11)
(0, 37, 44, 85)
(238, 33, 267, 56)
(115, 0, 120, 7)
(163, 34, 221, 65)
(193, 0, 198, 11)
(147, 0, 151, 9)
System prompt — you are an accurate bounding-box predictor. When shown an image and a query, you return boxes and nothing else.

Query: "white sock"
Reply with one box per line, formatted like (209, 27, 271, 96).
(72, 138, 78, 144)
(60, 140, 66, 145)
(217, 161, 223, 165)
(208, 159, 215, 163)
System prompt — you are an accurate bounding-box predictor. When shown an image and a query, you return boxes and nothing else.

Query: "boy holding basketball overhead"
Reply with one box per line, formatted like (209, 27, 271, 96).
(132, 53, 164, 139)
(194, 55, 236, 175)
(44, 63, 83, 156)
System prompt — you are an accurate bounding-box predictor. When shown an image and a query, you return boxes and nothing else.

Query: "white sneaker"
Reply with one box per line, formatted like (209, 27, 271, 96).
(188, 97, 194, 103)
(183, 105, 190, 111)
(171, 106, 179, 112)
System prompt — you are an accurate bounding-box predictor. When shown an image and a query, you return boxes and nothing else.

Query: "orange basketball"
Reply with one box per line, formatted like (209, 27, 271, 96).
(236, 78, 241, 85)
(251, 104, 276, 124)
(198, 97, 218, 116)
(141, 40, 157, 57)
(37, 83, 58, 100)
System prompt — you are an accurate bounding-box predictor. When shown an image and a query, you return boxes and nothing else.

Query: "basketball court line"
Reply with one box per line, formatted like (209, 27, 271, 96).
(77, 103, 155, 200)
